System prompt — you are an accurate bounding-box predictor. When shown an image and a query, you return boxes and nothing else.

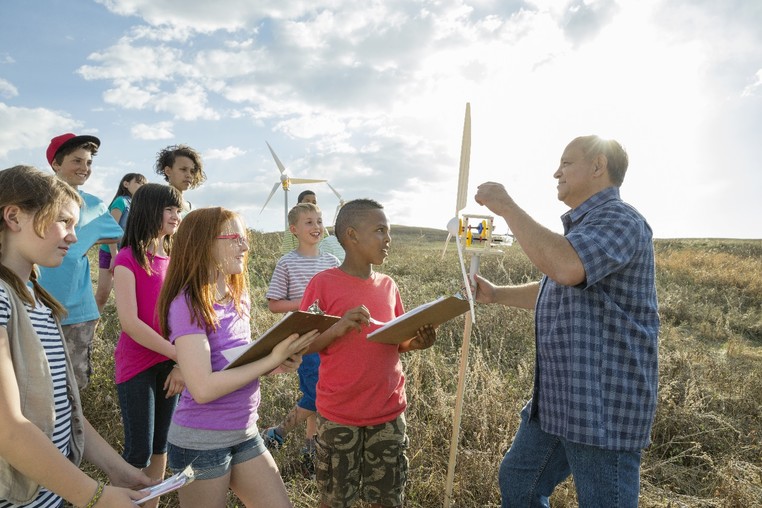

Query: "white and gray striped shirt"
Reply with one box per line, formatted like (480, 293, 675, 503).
(265, 250, 339, 302)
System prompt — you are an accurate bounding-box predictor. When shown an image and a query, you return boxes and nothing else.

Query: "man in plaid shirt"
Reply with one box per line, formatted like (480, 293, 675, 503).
(473, 135, 659, 508)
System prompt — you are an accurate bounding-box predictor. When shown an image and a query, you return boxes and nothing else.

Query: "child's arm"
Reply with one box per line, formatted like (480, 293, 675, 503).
(0, 328, 151, 507)
(94, 237, 121, 245)
(175, 329, 319, 404)
(267, 298, 301, 314)
(398, 324, 437, 353)
(108, 207, 123, 262)
(114, 265, 176, 360)
(306, 305, 369, 353)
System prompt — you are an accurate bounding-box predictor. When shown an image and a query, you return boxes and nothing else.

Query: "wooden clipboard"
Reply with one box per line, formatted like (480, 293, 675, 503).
(366, 295, 470, 344)
(223, 311, 339, 369)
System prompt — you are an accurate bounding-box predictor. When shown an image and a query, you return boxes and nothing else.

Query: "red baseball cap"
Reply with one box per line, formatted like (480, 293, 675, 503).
(46, 133, 101, 167)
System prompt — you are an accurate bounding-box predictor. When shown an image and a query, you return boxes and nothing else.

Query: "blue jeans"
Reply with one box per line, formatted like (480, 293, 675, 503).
(500, 405, 642, 508)
(117, 361, 178, 467)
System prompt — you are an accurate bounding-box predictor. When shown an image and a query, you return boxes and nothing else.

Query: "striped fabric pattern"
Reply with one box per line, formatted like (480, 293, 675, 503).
(0, 285, 72, 508)
(266, 250, 340, 302)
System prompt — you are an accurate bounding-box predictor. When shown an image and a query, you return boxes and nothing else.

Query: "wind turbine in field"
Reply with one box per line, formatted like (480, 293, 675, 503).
(259, 141, 344, 229)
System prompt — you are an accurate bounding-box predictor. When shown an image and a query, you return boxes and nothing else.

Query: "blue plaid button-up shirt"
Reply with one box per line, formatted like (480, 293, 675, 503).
(529, 186, 659, 451)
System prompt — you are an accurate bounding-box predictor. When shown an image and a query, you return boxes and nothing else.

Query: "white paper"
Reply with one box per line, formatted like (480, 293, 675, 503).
(134, 464, 194, 505)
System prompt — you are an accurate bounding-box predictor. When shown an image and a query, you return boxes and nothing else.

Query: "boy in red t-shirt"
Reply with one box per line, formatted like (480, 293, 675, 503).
(301, 198, 435, 508)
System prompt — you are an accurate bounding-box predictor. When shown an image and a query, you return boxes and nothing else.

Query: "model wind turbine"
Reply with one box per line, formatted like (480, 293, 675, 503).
(443, 103, 504, 508)
(259, 141, 343, 229)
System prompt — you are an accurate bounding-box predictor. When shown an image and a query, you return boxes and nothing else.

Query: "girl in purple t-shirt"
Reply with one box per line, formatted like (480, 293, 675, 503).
(157, 207, 318, 508)
(113, 183, 184, 508)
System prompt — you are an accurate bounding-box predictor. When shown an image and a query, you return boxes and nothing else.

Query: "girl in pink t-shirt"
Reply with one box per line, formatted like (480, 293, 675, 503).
(113, 183, 184, 508)
(157, 207, 318, 508)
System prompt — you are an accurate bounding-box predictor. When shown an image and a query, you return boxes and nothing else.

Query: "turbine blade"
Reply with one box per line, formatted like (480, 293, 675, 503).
(290, 178, 327, 184)
(326, 182, 343, 201)
(265, 141, 287, 175)
(455, 102, 471, 214)
(259, 182, 281, 214)
(441, 233, 453, 259)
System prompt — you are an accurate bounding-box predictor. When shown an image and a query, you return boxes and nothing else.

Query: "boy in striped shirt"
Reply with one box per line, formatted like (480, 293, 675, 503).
(262, 203, 339, 477)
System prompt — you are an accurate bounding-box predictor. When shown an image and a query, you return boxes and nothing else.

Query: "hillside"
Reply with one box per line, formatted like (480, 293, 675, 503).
(83, 235, 762, 507)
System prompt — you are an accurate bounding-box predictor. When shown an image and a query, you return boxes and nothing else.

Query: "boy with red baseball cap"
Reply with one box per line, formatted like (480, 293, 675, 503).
(38, 133, 123, 390)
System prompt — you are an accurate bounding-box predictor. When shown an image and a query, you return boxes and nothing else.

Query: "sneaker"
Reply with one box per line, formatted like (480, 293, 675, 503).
(261, 427, 284, 451)
(300, 447, 316, 479)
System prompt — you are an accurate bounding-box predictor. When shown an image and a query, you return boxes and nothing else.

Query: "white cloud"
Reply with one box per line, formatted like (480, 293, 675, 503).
(95, 0, 289, 32)
(0, 78, 18, 99)
(78, 41, 192, 82)
(1, 0, 760, 237)
(742, 69, 762, 97)
(153, 82, 220, 121)
(103, 80, 156, 109)
(0, 103, 80, 160)
(131, 121, 174, 140)
(205, 146, 246, 161)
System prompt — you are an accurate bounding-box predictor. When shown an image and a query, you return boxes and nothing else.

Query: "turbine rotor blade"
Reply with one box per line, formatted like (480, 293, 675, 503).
(290, 178, 327, 184)
(259, 182, 281, 214)
(265, 141, 287, 175)
(441, 233, 453, 259)
(455, 103, 471, 214)
(326, 182, 343, 201)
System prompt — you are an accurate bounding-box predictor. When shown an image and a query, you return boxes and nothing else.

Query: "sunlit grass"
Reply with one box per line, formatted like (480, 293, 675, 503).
(82, 233, 762, 507)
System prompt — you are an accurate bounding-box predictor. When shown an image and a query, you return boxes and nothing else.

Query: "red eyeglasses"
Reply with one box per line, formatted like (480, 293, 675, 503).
(215, 233, 248, 247)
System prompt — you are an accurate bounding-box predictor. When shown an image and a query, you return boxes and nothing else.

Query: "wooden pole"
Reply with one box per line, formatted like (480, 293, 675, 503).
(444, 255, 480, 507)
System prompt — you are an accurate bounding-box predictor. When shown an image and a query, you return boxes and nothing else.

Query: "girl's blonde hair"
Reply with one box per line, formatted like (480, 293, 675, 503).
(158, 207, 249, 337)
(0, 165, 82, 318)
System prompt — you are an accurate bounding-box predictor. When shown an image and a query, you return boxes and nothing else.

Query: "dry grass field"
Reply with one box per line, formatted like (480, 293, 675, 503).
(82, 229, 762, 507)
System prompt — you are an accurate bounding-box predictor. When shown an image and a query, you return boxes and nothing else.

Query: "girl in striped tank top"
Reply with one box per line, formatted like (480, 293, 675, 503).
(0, 165, 153, 508)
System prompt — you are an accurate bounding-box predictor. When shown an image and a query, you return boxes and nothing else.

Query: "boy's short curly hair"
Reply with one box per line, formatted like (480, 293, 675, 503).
(155, 144, 207, 189)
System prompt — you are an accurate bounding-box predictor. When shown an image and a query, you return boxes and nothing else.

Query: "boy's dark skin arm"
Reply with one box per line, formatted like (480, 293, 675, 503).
(398, 324, 436, 353)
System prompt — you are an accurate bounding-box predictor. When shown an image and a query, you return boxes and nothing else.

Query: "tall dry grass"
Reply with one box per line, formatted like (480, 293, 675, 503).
(81, 231, 762, 507)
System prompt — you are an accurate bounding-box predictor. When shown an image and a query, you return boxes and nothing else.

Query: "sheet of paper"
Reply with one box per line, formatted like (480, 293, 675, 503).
(134, 464, 194, 505)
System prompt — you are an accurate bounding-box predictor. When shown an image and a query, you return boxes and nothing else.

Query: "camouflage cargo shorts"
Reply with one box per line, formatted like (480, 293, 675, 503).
(315, 413, 409, 508)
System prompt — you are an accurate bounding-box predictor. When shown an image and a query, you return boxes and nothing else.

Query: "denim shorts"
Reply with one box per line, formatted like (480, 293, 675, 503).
(167, 433, 268, 480)
(297, 352, 320, 411)
(116, 361, 178, 467)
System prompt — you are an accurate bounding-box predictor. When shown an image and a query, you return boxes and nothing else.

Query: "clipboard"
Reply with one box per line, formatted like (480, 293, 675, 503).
(366, 294, 470, 344)
(223, 311, 339, 369)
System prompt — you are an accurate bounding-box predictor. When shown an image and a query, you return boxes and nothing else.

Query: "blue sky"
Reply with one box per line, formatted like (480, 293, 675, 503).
(1, 0, 760, 238)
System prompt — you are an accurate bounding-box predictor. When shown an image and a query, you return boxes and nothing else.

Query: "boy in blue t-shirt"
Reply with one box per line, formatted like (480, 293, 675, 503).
(38, 133, 123, 390)
(263, 202, 339, 477)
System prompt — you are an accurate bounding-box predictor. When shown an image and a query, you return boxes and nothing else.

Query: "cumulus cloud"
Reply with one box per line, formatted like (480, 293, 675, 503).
(205, 146, 246, 160)
(131, 121, 174, 140)
(0, 103, 81, 159)
(0, 79, 18, 99)
(742, 69, 762, 97)
(559, 0, 620, 46)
